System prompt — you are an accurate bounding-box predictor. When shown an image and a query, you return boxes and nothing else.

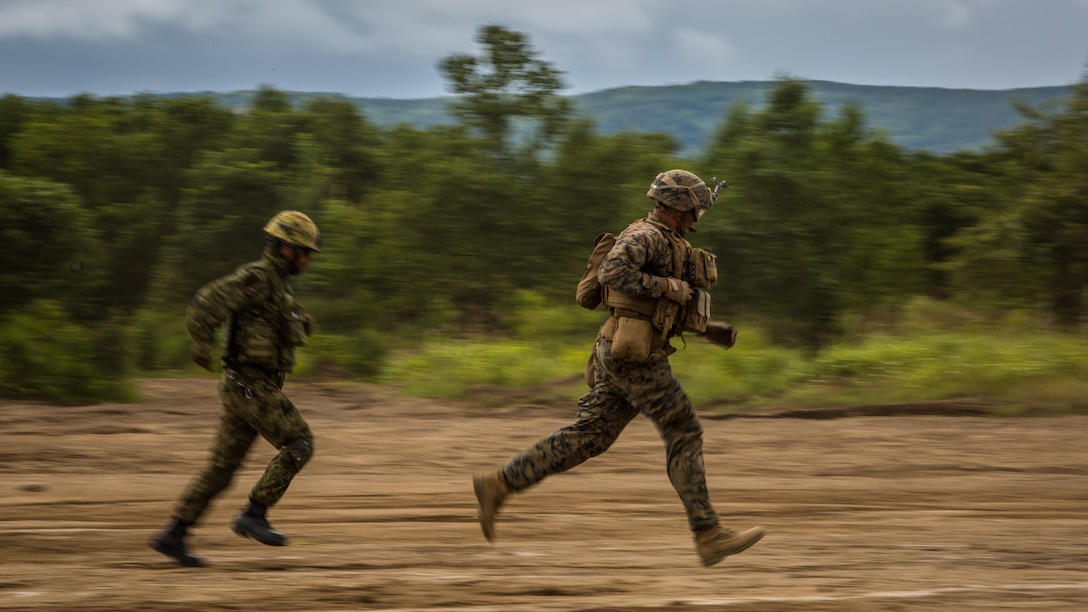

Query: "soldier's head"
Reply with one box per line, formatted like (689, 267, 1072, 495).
(264, 210, 320, 274)
(646, 169, 724, 234)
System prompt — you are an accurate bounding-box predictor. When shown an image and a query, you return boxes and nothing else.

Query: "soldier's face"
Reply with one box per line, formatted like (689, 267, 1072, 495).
(679, 208, 705, 232)
(293, 248, 313, 272)
(279, 244, 313, 273)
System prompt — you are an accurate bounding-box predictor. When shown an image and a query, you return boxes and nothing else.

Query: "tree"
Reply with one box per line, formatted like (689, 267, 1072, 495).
(947, 67, 1088, 326)
(0, 95, 33, 170)
(0, 172, 98, 317)
(10, 95, 236, 312)
(701, 78, 926, 348)
(299, 97, 382, 202)
(437, 25, 571, 156)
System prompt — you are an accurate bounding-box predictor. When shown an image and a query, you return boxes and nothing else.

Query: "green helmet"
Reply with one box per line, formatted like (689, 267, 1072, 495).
(646, 169, 714, 213)
(264, 210, 321, 252)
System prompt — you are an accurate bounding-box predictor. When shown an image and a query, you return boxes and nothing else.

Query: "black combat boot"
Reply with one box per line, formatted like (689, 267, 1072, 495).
(231, 499, 288, 546)
(149, 519, 207, 567)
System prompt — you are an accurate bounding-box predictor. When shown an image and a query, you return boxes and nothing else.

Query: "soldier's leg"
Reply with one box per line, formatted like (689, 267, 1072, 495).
(626, 357, 718, 531)
(628, 356, 765, 566)
(224, 372, 313, 546)
(501, 357, 637, 492)
(474, 345, 637, 541)
(234, 376, 314, 508)
(172, 398, 258, 526)
(153, 383, 256, 566)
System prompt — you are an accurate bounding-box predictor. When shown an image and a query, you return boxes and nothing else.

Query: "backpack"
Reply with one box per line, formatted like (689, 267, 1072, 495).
(575, 232, 616, 310)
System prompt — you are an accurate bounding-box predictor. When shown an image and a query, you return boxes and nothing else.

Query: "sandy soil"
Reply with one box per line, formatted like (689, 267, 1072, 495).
(2, 378, 1086, 611)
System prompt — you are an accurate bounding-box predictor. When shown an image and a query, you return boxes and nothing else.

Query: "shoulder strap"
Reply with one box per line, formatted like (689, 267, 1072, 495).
(639, 217, 692, 280)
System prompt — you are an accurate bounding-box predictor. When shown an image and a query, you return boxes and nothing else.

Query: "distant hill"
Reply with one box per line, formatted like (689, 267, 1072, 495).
(189, 80, 1074, 155)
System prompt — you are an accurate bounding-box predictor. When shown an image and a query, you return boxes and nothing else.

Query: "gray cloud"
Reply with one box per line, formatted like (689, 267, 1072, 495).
(0, 0, 1085, 99)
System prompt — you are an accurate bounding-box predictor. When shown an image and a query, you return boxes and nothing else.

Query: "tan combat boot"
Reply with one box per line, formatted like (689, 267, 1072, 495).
(472, 470, 511, 542)
(694, 524, 766, 567)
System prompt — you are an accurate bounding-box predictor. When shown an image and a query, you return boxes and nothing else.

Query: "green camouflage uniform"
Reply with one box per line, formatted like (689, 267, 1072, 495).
(172, 248, 314, 526)
(501, 212, 720, 532)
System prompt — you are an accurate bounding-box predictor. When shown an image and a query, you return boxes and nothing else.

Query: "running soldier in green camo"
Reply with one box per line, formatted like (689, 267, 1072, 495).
(150, 210, 320, 567)
(474, 170, 765, 567)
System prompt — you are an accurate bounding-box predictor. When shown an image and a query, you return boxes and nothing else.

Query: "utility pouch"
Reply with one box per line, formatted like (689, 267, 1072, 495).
(610, 316, 653, 362)
(652, 298, 681, 340)
(690, 248, 718, 289)
(683, 290, 712, 333)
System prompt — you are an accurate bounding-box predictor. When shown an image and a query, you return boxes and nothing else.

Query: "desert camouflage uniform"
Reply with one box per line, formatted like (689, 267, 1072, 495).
(502, 212, 719, 531)
(172, 249, 314, 526)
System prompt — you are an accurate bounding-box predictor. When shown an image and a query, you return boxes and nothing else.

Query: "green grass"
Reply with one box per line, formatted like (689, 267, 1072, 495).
(109, 296, 1088, 416)
(378, 312, 1088, 416)
(381, 338, 590, 399)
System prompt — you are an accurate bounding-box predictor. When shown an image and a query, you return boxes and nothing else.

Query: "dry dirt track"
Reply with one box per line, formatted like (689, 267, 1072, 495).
(2, 378, 1087, 611)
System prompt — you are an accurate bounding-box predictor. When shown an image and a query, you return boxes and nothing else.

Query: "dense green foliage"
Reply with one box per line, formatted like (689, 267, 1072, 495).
(0, 26, 1085, 405)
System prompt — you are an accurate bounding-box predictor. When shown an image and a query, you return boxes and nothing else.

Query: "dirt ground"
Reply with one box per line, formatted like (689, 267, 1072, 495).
(2, 377, 1086, 611)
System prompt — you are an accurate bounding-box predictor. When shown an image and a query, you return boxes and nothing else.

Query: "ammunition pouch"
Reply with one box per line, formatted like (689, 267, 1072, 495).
(690, 248, 718, 289)
(683, 290, 711, 334)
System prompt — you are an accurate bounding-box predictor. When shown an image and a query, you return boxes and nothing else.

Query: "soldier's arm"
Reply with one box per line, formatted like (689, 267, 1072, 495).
(185, 266, 269, 348)
(597, 227, 670, 298)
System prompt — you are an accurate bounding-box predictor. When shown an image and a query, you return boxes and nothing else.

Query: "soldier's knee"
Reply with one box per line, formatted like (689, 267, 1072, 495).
(284, 437, 314, 471)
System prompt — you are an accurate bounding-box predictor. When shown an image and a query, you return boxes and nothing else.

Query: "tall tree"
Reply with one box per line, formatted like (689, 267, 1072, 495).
(437, 25, 570, 156)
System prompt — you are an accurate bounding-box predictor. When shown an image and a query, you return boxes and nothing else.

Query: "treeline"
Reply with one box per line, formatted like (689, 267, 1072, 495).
(1, 26, 1086, 403)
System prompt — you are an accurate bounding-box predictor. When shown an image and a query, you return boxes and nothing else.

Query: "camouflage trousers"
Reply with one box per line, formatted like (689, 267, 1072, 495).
(172, 368, 314, 525)
(502, 337, 720, 532)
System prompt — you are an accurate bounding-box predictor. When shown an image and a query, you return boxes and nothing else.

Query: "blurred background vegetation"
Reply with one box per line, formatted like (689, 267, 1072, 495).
(1, 25, 1086, 410)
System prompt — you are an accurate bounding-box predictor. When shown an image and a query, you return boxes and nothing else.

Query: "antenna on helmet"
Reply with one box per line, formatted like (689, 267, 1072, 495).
(710, 177, 728, 203)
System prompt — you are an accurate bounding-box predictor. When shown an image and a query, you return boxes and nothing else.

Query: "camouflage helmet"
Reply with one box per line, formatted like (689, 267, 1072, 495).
(646, 169, 714, 213)
(264, 210, 321, 252)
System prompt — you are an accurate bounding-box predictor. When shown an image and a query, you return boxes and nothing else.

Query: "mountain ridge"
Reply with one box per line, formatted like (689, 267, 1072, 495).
(118, 80, 1080, 155)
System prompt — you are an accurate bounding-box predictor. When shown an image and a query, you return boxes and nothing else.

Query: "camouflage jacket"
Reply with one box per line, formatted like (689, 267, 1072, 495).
(186, 250, 310, 373)
(597, 212, 688, 299)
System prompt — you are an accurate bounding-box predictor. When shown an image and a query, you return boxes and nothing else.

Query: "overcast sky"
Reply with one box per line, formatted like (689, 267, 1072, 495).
(2, 0, 1086, 100)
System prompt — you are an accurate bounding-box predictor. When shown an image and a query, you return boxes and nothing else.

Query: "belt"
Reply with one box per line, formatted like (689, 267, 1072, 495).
(226, 364, 286, 392)
(598, 315, 672, 352)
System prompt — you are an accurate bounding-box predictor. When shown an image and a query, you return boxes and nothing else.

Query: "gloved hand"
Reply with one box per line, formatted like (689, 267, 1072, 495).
(190, 343, 214, 371)
(663, 277, 694, 303)
(703, 321, 737, 348)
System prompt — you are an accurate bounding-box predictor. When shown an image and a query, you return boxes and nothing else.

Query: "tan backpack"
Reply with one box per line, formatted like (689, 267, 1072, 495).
(575, 232, 616, 310)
